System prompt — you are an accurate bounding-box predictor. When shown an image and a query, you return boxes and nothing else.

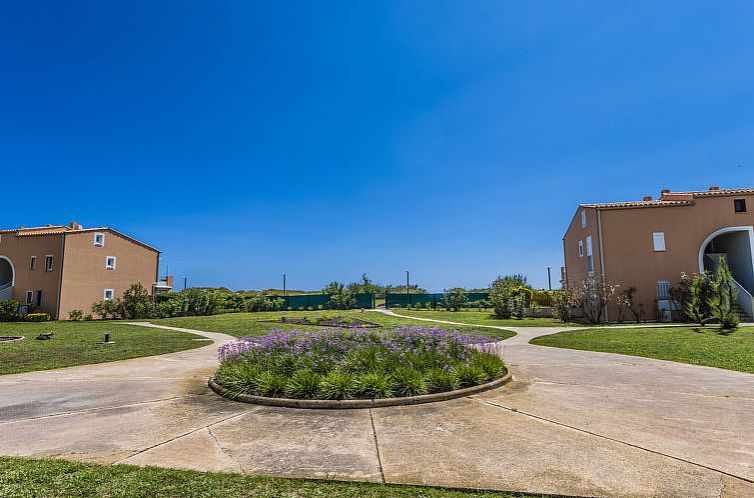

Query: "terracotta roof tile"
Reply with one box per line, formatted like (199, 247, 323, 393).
(581, 187, 754, 210)
(0, 225, 158, 252)
(674, 188, 754, 198)
(580, 200, 694, 210)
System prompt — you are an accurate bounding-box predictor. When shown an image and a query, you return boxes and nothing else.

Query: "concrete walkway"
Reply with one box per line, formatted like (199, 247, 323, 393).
(0, 320, 752, 497)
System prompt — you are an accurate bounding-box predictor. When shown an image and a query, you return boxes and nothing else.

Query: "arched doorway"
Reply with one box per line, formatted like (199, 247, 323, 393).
(0, 256, 14, 301)
(698, 226, 754, 320)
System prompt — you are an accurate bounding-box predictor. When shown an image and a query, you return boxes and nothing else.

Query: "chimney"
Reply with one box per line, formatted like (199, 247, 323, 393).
(660, 189, 670, 195)
(69, 221, 82, 230)
(709, 186, 720, 191)
(643, 196, 652, 201)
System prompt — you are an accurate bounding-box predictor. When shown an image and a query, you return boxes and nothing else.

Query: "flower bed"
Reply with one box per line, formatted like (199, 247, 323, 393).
(214, 326, 506, 401)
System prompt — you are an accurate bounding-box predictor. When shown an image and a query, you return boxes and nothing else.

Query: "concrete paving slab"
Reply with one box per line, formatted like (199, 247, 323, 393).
(371, 396, 725, 498)
(208, 405, 383, 482)
(122, 427, 243, 473)
(0, 389, 244, 464)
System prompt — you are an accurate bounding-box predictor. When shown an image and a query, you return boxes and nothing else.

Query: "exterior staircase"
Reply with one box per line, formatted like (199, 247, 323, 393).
(0, 281, 12, 301)
(732, 303, 753, 323)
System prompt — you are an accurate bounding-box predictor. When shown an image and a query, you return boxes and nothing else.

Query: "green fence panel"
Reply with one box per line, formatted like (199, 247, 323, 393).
(267, 293, 375, 310)
(355, 293, 375, 309)
(386, 292, 490, 308)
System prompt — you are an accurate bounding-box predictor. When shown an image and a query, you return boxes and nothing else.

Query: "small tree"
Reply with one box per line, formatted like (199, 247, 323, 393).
(443, 288, 468, 312)
(571, 276, 619, 324)
(615, 286, 640, 323)
(551, 289, 572, 323)
(710, 258, 739, 332)
(121, 283, 155, 319)
(490, 277, 515, 319)
(687, 272, 715, 326)
(324, 281, 356, 310)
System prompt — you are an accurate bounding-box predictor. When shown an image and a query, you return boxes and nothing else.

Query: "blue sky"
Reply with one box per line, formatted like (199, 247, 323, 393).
(3, 1, 754, 291)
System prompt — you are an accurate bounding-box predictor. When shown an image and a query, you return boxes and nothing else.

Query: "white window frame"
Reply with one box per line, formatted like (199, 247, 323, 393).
(44, 255, 53, 272)
(30, 256, 36, 270)
(103, 289, 114, 301)
(578, 240, 584, 257)
(581, 209, 587, 228)
(653, 232, 666, 252)
(25, 290, 33, 305)
(657, 280, 671, 300)
(94, 232, 105, 247)
(586, 235, 594, 275)
(105, 256, 117, 270)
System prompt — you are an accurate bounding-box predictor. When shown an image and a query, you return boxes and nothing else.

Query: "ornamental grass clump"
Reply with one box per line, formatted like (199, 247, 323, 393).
(215, 326, 505, 400)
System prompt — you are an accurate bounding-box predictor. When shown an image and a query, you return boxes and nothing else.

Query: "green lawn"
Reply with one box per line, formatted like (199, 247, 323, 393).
(153, 310, 515, 340)
(0, 457, 542, 498)
(531, 326, 754, 373)
(0, 321, 206, 375)
(390, 309, 583, 328)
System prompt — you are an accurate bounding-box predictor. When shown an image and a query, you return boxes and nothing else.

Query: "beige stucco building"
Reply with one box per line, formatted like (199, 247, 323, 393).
(563, 187, 754, 322)
(0, 222, 165, 319)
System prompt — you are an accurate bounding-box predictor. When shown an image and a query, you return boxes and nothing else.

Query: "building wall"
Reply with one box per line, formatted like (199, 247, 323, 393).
(587, 194, 754, 321)
(563, 206, 603, 289)
(0, 234, 64, 317)
(58, 230, 159, 319)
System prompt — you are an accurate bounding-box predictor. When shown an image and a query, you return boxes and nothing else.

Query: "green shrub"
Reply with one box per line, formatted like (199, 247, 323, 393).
(320, 371, 356, 400)
(512, 295, 525, 319)
(286, 370, 322, 399)
(425, 368, 460, 393)
(242, 292, 269, 312)
(453, 364, 488, 387)
(215, 363, 262, 398)
(471, 352, 505, 379)
(0, 300, 19, 321)
(324, 281, 357, 310)
(355, 372, 393, 398)
(68, 309, 84, 321)
(24, 313, 50, 322)
(551, 289, 572, 323)
(181, 288, 221, 316)
(391, 367, 427, 397)
(443, 288, 468, 312)
(120, 283, 155, 319)
(253, 371, 289, 397)
(91, 299, 122, 319)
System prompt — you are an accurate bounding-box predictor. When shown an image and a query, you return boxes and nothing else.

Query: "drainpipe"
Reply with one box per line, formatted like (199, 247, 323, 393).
(597, 209, 609, 322)
(55, 234, 66, 320)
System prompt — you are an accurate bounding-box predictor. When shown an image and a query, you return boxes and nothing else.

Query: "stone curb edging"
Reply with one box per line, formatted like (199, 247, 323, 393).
(0, 336, 24, 343)
(208, 370, 512, 409)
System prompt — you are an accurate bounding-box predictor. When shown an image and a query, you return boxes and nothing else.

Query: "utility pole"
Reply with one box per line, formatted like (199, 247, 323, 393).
(283, 273, 286, 297)
(547, 267, 552, 291)
(183, 276, 187, 290)
(406, 270, 410, 305)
